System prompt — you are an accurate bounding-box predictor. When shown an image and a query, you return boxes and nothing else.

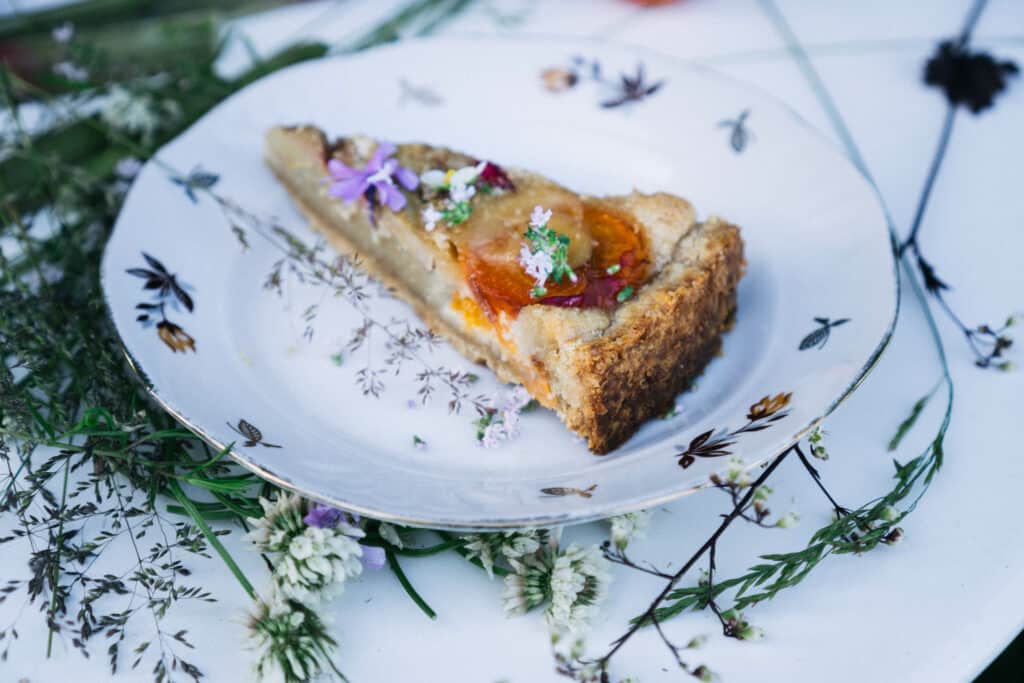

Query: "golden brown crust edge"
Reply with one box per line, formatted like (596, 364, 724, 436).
(567, 222, 744, 453)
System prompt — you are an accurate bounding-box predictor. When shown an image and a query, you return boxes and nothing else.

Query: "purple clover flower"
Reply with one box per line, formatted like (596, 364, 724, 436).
(303, 502, 385, 571)
(327, 141, 418, 221)
(303, 502, 344, 529)
(359, 544, 387, 571)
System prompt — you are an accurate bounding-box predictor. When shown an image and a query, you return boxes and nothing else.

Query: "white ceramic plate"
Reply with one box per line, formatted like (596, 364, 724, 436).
(101, 36, 896, 530)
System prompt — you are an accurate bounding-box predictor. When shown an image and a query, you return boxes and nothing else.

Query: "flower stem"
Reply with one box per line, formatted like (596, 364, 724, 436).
(385, 549, 437, 620)
(167, 478, 256, 600)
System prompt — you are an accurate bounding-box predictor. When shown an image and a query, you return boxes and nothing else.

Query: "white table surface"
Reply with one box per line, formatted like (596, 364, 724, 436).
(2, 1, 1023, 681)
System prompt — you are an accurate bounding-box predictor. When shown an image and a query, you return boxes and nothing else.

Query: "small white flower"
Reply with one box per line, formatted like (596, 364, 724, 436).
(420, 169, 448, 188)
(880, 505, 900, 522)
(530, 205, 553, 228)
(378, 522, 403, 548)
(115, 157, 142, 179)
(609, 510, 650, 551)
(448, 182, 476, 203)
(53, 61, 88, 81)
(808, 425, 829, 460)
(725, 456, 751, 487)
(480, 420, 508, 449)
(52, 22, 74, 44)
(519, 243, 554, 290)
(421, 204, 443, 231)
(449, 161, 486, 189)
(101, 85, 162, 140)
(775, 511, 799, 529)
(463, 529, 544, 579)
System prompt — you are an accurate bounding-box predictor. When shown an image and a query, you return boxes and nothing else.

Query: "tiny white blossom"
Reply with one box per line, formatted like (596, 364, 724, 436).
(378, 522, 403, 548)
(609, 510, 650, 551)
(101, 85, 162, 140)
(530, 205, 553, 228)
(775, 511, 799, 529)
(519, 243, 554, 290)
(480, 420, 508, 449)
(448, 182, 476, 203)
(115, 157, 142, 179)
(463, 529, 544, 579)
(420, 169, 448, 188)
(52, 22, 74, 44)
(449, 161, 486, 189)
(53, 61, 88, 81)
(421, 204, 443, 231)
(725, 456, 751, 486)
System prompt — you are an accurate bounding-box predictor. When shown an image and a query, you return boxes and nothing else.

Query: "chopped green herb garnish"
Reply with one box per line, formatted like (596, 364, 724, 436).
(606, 264, 621, 275)
(616, 285, 634, 303)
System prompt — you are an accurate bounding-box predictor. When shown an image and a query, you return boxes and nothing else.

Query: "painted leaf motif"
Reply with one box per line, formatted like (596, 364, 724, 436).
(730, 125, 748, 153)
(799, 326, 829, 350)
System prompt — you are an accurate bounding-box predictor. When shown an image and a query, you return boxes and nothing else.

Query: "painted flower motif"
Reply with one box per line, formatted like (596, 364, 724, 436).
(327, 141, 418, 222)
(156, 320, 195, 353)
(747, 392, 792, 421)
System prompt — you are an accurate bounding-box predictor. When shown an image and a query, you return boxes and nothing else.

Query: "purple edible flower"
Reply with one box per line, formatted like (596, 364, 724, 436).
(303, 502, 345, 529)
(327, 141, 418, 217)
(359, 544, 387, 570)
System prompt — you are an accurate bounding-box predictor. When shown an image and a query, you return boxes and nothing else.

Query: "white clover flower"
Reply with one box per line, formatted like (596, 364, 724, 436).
(421, 204, 443, 231)
(247, 594, 338, 683)
(609, 510, 650, 551)
(246, 493, 366, 607)
(464, 529, 544, 579)
(546, 544, 611, 633)
(519, 242, 554, 290)
(53, 61, 88, 81)
(530, 205, 553, 228)
(52, 22, 74, 44)
(775, 511, 799, 529)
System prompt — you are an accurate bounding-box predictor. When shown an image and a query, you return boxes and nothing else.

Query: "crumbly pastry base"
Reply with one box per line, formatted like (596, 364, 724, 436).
(265, 127, 744, 453)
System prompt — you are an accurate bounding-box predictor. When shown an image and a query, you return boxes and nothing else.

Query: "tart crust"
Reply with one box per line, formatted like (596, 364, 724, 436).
(265, 126, 744, 453)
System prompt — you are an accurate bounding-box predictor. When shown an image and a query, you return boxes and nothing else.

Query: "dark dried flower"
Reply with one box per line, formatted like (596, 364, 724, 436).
(924, 41, 1019, 113)
(478, 161, 516, 191)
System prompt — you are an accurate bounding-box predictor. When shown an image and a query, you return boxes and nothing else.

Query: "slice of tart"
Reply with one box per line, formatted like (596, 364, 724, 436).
(264, 125, 744, 454)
